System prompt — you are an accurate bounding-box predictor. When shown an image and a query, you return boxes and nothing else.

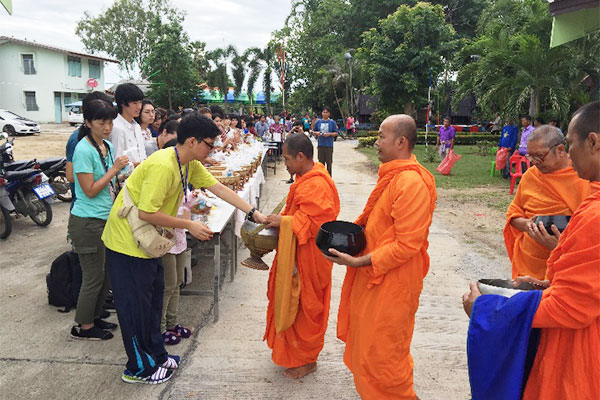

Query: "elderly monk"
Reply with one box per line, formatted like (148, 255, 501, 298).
(504, 125, 591, 280)
(264, 134, 340, 379)
(464, 101, 600, 399)
(326, 115, 437, 399)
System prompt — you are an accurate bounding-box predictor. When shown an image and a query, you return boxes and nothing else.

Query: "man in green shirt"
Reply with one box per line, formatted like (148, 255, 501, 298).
(102, 114, 267, 384)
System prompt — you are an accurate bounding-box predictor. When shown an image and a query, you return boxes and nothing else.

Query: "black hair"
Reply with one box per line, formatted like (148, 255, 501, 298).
(163, 119, 179, 134)
(549, 118, 560, 126)
(209, 105, 224, 116)
(246, 121, 255, 128)
(82, 91, 112, 109)
(163, 138, 178, 148)
(322, 106, 331, 113)
(154, 107, 166, 122)
(522, 115, 532, 121)
(167, 113, 181, 122)
(534, 117, 544, 125)
(443, 116, 451, 122)
(284, 133, 314, 159)
(78, 99, 118, 141)
(166, 108, 176, 116)
(114, 83, 144, 114)
(212, 113, 223, 120)
(571, 101, 600, 142)
(198, 107, 211, 116)
(177, 114, 220, 144)
(292, 120, 302, 127)
(134, 98, 155, 125)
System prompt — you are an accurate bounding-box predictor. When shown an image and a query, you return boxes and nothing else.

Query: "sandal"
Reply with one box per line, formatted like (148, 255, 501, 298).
(172, 324, 192, 339)
(162, 330, 180, 345)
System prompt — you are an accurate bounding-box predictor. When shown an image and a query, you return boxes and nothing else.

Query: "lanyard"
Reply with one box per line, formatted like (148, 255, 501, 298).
(174, 147, 188, 200)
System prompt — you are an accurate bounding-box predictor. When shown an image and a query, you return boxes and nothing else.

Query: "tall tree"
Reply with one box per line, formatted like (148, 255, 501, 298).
(75, 0, 178, 77)
(359, 2, 456, 116)
(142, 17, 199, 109)
(206, 46, 236, 112)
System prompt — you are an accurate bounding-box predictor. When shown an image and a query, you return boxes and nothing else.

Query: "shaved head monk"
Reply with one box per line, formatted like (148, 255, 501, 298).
(464, 101, 600, 399)
(264, 134, 340, 379)
(326, 114, 437, 399)
(504, 125, 591, 280)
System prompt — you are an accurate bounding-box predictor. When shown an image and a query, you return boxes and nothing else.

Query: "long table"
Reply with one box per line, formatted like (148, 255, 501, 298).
(180, 166, 265, 323)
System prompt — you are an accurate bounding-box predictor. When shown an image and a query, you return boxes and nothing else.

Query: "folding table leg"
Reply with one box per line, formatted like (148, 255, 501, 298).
(213, 235, 220, 323)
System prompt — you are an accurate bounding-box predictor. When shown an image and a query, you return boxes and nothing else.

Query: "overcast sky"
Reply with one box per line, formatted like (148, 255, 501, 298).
(0, 0, 293, 88)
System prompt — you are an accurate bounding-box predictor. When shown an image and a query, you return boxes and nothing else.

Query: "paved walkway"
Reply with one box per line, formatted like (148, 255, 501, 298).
(162, 139, 482, 399)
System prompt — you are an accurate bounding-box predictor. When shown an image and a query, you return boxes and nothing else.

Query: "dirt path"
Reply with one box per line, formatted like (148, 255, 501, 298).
(0, 136, 511, 399)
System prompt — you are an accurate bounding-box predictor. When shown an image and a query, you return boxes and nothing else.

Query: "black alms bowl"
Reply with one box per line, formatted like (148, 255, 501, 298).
(316, 221, 367, 257)
(534, 215, 571, 234)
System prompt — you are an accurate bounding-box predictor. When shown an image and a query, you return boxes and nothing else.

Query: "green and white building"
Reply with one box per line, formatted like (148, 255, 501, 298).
(0, 36, 118, 123)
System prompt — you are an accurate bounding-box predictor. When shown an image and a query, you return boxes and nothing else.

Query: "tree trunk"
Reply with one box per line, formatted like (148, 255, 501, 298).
(528, 88, 538, 117)
(168, 88, 172, 110)
(332, 83, 345, 121)
(403, 102, 415, 117)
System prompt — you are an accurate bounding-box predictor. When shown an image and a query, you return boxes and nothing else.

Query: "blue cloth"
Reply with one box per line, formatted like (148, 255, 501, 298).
(71, 139, 115, 220)
(468, 291, 542, 400)
(66, 128, 80, 208)
(499, 125, 518, 150)
(314, 119, 338, 147)
(149, 126, 159, 138)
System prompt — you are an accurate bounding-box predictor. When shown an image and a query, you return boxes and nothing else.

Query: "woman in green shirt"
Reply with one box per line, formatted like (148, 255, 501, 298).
(69, 99, 129, 341)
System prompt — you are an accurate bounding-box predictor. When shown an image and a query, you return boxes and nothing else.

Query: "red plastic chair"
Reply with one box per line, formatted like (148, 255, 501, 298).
(509, 153, 531, 195)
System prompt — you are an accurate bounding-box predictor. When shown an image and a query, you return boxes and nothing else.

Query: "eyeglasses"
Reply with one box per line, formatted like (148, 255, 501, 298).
(526, 143, 559, 164)
(202, 139, 215, 150)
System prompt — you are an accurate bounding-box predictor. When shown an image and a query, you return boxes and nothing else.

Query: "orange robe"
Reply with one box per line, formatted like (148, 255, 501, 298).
(264, 162, 340, 367)
(504, 166, 590, 280)
(523, 182, 600, 400)
(337, 155, 437, 399)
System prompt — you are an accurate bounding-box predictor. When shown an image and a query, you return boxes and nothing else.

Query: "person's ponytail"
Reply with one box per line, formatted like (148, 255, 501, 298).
(77, 123, 90, 141)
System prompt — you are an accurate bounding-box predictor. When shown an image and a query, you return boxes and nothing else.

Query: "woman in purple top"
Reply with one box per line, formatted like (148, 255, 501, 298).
(436, 117, 456, 158)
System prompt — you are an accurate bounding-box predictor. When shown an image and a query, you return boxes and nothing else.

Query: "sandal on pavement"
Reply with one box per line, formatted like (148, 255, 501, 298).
(172, 324, 192, 338)
(162, 330, 180, 345)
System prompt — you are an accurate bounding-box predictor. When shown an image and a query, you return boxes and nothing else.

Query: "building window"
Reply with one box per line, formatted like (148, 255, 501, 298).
(22, 54, 36, 75)
(68, 56, 82, 77)
(89, 60, 101, 79)
(25, 91, 39, 111)
(64, 92, 72, 109)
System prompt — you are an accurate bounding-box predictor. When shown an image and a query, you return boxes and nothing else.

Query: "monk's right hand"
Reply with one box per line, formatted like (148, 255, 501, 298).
(188, 221, 214, 241)
(515, 276, 550, 289)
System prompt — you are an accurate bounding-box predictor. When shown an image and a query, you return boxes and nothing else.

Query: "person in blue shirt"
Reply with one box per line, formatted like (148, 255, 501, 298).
(69, 99, 129, 341)
(499, 118, 519, 178)
(313, 106, 338, 176)
(66, 91, 115, 208)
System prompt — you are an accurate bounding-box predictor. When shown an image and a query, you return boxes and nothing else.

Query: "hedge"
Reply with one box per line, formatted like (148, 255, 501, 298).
(358, 134, 501, 147)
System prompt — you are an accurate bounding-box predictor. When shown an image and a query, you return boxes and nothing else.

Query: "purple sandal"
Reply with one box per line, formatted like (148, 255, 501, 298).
(163, 330, 181, 345)
(172, 324, 192, 339)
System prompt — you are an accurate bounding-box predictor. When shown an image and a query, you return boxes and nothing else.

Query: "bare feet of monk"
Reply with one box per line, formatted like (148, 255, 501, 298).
(283, 362, 317, 379)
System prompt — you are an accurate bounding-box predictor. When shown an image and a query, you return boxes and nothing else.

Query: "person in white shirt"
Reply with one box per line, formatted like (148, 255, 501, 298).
(110, 83, 146, 166)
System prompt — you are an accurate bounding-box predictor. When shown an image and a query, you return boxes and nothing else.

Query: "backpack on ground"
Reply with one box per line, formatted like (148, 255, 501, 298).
(46, 251, 82, 312)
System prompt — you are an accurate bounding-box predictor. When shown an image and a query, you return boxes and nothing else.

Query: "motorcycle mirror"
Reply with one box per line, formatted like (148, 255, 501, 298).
(0, 133, 7, 140)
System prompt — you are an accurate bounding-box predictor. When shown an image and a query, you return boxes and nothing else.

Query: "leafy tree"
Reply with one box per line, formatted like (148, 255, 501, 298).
(189, 40, 210, 81)
(75, 0, 178, 77)
(142, 17, 199, 109)
(359, 2, 456, 116)
(206, 46, 236, 112)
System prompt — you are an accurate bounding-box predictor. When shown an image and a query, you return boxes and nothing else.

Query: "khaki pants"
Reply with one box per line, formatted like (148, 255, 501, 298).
(68, 215, 110, 325)
(161, 252, 186, 332)
(318, 146, 333, 176)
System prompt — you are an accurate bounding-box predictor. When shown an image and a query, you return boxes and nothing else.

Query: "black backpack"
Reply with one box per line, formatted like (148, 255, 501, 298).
(46, 251, 82, 312)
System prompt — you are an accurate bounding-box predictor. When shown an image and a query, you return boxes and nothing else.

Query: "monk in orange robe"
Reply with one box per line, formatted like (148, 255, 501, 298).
(504, 125, 591, 280)
(264, 133, 340, 379)
(327, 115, 437, 399)
(463, 101, 600, 399)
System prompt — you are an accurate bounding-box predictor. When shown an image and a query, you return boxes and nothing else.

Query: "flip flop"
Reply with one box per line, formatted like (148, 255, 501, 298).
(172, 324, 192, 338)
(162, 330, 180, 345)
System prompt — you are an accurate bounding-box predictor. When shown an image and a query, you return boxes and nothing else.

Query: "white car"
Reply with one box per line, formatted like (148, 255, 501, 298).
(67, 105, 84, 126)
(0, 109, 40, 136)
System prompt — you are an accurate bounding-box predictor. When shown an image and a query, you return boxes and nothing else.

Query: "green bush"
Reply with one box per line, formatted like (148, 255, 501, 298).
(358, 136, 378, 148)
(358, 133, 500, 147)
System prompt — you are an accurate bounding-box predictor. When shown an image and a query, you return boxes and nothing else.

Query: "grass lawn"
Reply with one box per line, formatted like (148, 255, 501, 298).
(358, 145, 510, 190)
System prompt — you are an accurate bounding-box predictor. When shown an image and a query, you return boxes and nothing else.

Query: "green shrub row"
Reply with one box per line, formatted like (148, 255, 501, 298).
(358, 134, 501, 147)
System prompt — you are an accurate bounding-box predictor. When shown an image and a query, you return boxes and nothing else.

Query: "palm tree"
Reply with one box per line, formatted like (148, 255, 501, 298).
(321, 56, 350, 120)
(244, 44, 277, 115)
(206, 45, 235, 112)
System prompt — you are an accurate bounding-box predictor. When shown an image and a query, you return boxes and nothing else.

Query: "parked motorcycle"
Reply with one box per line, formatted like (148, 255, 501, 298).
(0, 133, 71, 202)
(1, 167, 54, 237)
(0, 173, 12, 239)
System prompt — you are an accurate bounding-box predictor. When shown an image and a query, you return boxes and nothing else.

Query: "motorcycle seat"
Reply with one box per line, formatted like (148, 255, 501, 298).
(5, 168, 38, 181)
(3, 160, 36, 171)
(38, 157, 66, 170)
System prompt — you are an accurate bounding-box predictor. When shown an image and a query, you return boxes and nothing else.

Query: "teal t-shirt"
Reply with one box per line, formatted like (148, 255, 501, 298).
(71, 138, 116, 220)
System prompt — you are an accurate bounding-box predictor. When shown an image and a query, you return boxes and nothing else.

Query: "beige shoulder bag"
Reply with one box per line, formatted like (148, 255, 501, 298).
(117, 186, 175, 258)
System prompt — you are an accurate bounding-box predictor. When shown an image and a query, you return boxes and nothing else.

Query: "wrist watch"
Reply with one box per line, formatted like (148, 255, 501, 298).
(247, 207, 257, 222)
